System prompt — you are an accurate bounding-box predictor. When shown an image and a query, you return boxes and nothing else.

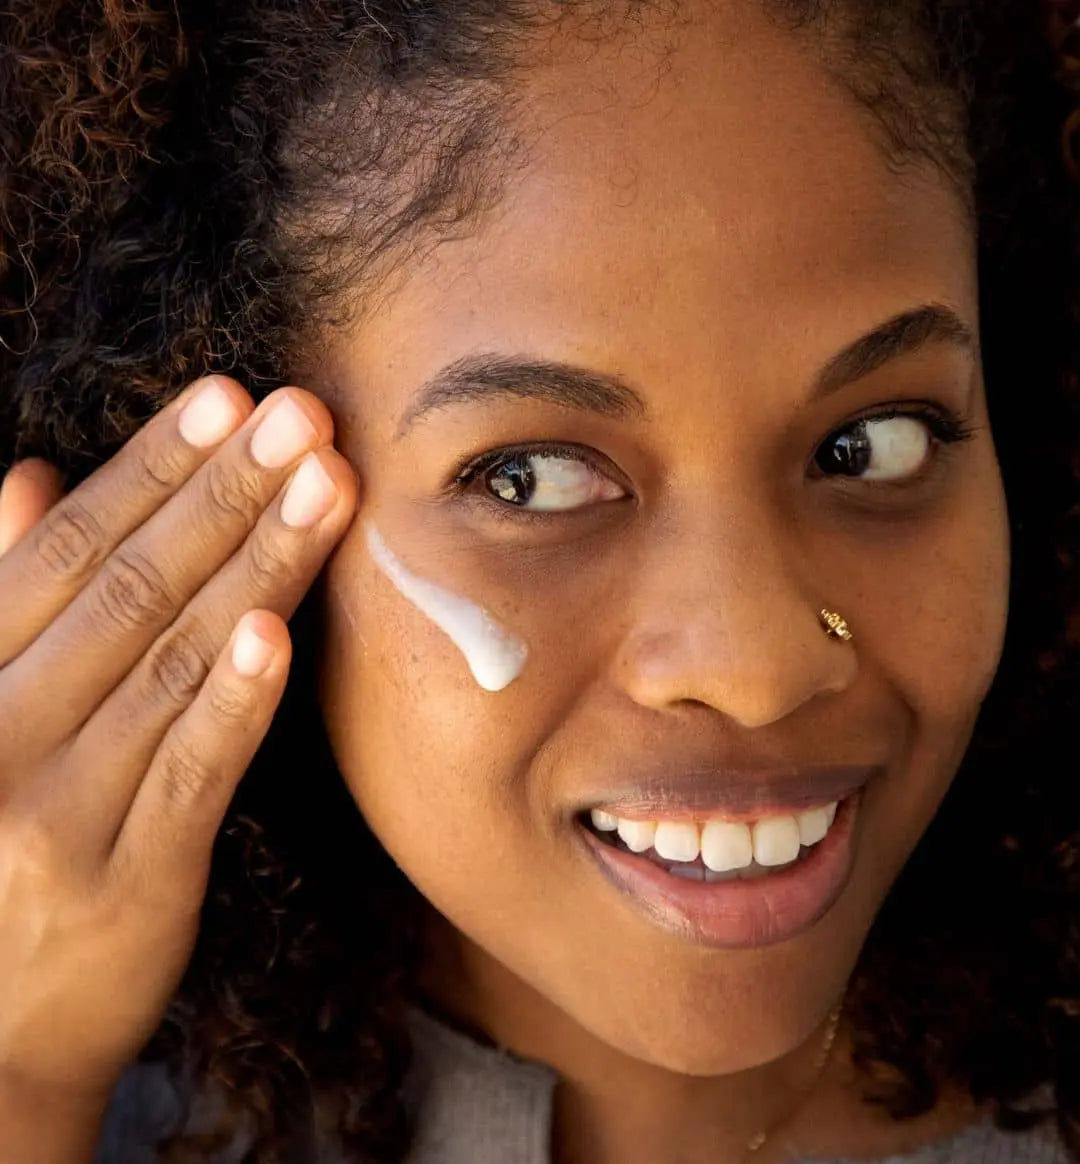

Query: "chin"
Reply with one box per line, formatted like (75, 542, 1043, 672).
(565, 983, 836, 1077)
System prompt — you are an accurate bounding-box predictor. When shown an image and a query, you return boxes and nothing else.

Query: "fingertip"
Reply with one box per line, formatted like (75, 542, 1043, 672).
(231, 609, 292, 675)
(231, 614, 274, 678)
(0, 458, 65, 555)
(2, 456, 64, 495)
(275, 386, 336, 448)
(181, 374, 256, 421)
(326, 447, 362, 511)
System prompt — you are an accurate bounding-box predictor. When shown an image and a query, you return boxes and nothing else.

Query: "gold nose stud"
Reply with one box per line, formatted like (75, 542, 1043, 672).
(819, 608, 853, 641)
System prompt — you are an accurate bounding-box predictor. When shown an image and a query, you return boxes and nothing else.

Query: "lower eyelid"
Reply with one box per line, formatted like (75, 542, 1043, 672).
(457, 494, 622, 529)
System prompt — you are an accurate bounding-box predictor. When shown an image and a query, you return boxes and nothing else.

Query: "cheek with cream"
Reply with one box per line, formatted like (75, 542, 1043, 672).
(364, 523, 528, 692)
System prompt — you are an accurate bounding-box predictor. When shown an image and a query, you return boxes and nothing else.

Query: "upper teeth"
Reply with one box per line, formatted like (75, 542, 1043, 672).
(589, 802, 838, 871)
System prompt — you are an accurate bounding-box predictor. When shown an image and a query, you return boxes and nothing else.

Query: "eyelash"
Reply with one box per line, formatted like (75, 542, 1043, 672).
(450, 402, 976, 508)
(453, 441, 605, 486)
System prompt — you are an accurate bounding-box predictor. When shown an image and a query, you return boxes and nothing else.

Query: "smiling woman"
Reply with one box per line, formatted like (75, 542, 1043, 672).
(0, 1, 1078, 1163)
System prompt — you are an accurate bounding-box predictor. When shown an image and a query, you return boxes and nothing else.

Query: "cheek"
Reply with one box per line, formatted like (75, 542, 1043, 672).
(876, 470, 1009, 729)
(363, 523, 528, 692)
(315, 545, 611, 889)
(845, 454, 1009, 873)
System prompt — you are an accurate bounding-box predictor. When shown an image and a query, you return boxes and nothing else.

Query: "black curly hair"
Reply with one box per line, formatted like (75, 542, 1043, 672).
(3, 1, 1080, 1160)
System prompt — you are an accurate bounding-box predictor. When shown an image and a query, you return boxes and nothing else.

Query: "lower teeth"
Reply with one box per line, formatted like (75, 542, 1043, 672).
(670, 860, 802, 882)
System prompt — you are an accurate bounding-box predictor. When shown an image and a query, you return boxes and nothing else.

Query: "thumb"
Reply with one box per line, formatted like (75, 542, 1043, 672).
(0, 458, 66, 557)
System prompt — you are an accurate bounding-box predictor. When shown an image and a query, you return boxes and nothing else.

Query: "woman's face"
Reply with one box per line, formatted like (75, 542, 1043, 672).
(315, 2, 1008, 1074)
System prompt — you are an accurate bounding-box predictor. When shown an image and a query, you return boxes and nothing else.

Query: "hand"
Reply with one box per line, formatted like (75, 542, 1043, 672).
(0, 377, 357, 1105)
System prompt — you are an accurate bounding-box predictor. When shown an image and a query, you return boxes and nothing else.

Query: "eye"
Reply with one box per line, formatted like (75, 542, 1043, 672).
(814, 414, 933, 481)
(474, 448, 626, 511)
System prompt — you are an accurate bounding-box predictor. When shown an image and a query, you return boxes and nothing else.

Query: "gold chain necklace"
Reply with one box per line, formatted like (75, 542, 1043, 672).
(740, 999, 844, 1162)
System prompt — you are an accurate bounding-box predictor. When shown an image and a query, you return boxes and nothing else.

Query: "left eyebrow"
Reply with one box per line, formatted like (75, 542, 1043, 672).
(393, 302, 974, 438)
(811, 303, 975, 399)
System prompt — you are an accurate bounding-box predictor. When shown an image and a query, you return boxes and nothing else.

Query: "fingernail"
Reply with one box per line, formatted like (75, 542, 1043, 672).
(250, 396, 319, 469)
(233, 617, 275, 677)
(280, 453, 338, 529)
(178, 378, 243, 447)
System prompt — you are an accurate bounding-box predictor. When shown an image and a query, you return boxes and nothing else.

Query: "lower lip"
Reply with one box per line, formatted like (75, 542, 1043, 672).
(577, 792, 861, 949)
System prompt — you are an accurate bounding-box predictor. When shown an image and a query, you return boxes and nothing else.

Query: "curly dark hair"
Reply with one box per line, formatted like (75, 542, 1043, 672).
(2, 0, 1080, 1160)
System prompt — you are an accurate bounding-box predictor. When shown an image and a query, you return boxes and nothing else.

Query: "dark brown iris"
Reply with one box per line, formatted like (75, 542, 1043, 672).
(815, 421, 871, 476)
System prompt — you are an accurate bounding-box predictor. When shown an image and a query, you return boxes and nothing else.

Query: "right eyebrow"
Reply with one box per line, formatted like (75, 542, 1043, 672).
(394, 354, 647, 439)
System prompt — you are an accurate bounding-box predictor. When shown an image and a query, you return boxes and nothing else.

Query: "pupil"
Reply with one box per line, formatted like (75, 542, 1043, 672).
(817, 423, 871, 476)
(487, 456, 534, 504)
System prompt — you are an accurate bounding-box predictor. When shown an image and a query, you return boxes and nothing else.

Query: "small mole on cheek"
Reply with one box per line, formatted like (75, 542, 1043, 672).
(364, 522, 528, 692)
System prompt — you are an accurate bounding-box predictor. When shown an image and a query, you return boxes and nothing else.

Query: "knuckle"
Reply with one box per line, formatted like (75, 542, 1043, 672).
(132, 438, 190, 492)
(93, 547, 175, 632)
(33, 499, 105, 582)
(203, 459, 264, 525)
(145, 623, 214, 707)
(205, 674, 256, 726)
(246, 532, 295, 591)
(157, 735, 212, 808)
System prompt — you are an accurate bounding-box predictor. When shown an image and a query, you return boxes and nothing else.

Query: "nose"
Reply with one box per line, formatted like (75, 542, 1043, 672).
(612, 513, 858, 729)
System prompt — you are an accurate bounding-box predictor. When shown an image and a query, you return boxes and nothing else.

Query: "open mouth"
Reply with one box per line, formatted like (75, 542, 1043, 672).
(573, 788, 866, 947)
(577, 800, 839, 883)
(581, 810, 819, 879)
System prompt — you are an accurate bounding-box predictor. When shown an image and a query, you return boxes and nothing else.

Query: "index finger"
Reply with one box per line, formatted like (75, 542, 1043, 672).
(0, 376, 254, 667)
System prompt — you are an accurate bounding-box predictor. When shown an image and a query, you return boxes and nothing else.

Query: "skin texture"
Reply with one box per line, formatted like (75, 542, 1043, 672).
(313, 4, 1009, 1160)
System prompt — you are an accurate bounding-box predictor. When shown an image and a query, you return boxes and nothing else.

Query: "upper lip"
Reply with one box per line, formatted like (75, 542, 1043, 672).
(579, 763, 881, 820)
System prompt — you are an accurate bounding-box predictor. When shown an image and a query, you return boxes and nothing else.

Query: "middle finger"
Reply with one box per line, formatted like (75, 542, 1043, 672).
(3, 387, 331, 745)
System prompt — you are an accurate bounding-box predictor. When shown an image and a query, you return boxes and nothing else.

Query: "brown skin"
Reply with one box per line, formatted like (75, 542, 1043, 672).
(313, 4, 1008, 1163)
(0, 5, 1009, 1161)
(0, 458, 64, 548)
(0, 381, 358, 1158)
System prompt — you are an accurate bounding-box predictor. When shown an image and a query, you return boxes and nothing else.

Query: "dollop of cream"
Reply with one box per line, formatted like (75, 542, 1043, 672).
(364, 523, 528, 692)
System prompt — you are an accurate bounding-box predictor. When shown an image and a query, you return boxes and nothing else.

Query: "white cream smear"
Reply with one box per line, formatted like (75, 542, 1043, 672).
(364, 522, 528, 692)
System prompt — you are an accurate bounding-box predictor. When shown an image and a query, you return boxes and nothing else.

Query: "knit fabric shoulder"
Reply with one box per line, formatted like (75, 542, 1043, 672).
(94, 1005, 1071, 1164)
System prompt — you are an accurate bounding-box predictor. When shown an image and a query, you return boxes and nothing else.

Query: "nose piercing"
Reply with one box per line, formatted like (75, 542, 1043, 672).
(819, 608, 853, 641)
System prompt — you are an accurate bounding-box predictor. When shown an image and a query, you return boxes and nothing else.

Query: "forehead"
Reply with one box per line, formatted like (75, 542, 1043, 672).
(335, 3, 974, 429)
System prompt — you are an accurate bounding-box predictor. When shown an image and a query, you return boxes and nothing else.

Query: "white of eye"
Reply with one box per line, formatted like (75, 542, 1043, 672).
(860, 416, 931, 480)
(490, 453, 624, 511)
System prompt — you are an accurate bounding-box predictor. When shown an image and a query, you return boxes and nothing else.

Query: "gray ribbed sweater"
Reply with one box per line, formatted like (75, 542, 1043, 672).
(94, 1006, 1071, 1163)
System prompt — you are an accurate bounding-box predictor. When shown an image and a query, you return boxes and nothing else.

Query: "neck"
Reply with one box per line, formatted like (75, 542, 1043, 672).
(414, 910, 847, 1164)
(546, 1017, 842, 1164)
